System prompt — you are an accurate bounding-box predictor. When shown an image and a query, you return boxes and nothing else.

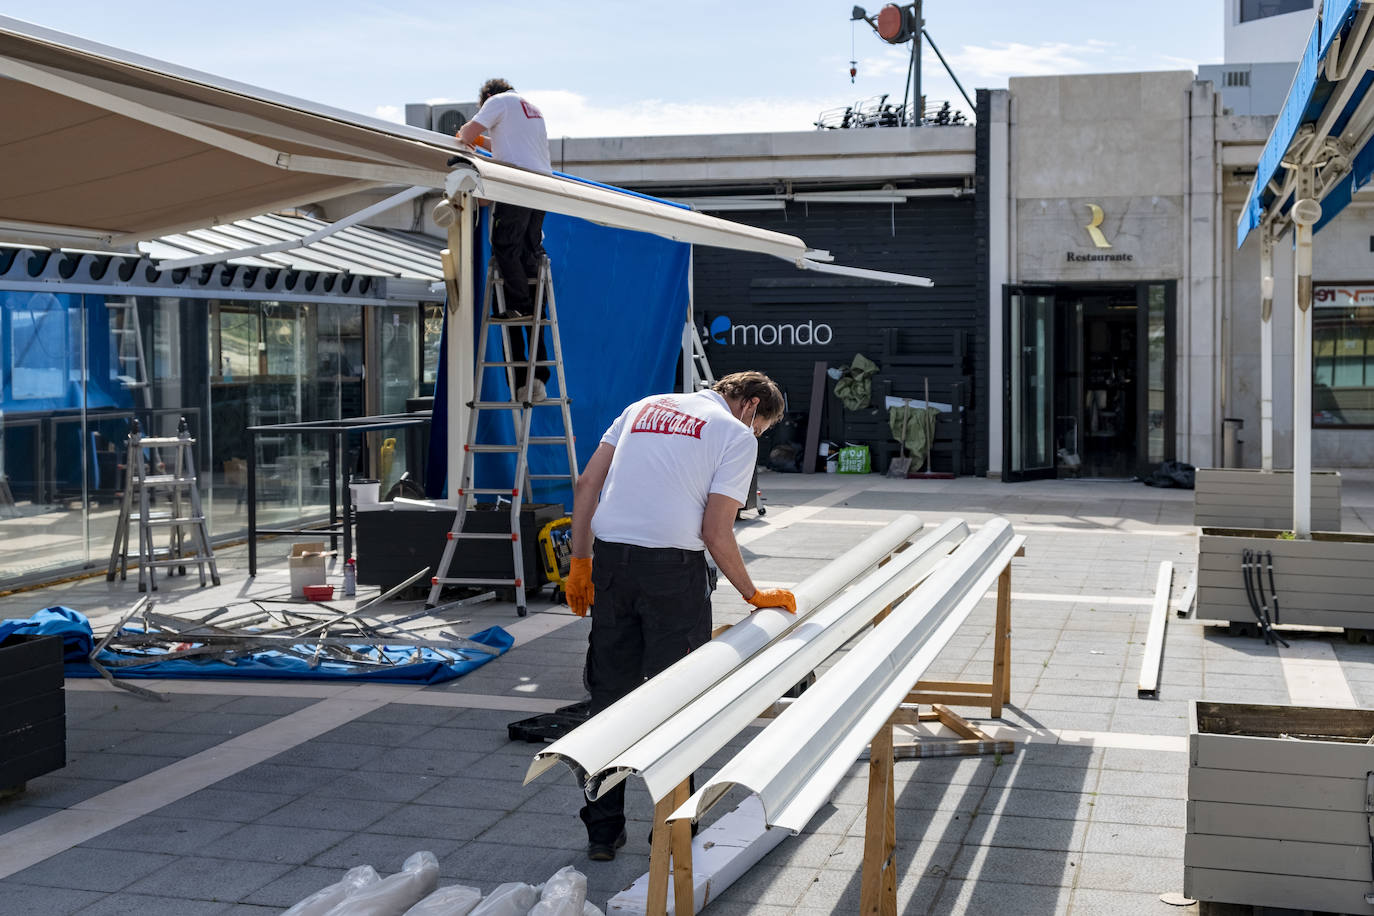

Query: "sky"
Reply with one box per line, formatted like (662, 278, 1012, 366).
(6, 1, 1224, 136)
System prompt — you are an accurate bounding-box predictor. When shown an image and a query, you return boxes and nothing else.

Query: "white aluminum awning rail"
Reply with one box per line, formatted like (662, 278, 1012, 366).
(524, 514, 926, 790)
(670, 518, 1024, 834)
(590, 518, 970, 805)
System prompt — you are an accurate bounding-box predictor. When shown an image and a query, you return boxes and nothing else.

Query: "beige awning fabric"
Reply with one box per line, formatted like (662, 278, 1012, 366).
(0, 16, 458, 248)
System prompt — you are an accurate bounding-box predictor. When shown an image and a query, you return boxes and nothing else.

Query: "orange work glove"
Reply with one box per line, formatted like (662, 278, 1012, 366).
(746, 588, 796, 614)
(566, 557, 594, 617)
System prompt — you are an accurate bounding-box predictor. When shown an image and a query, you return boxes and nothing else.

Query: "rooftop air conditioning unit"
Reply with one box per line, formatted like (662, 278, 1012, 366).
(404, 102, 479, 137)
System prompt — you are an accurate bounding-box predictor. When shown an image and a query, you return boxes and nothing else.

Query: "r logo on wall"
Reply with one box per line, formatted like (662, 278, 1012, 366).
(1084, 203, 1112, 249)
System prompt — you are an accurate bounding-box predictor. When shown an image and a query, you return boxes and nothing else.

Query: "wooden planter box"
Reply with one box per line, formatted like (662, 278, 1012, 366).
(1186, 701, 1374, 914)
(0, 633, 66, 794)
(1193, 468, 1341, 531)
(1197, 527, 1374, 629)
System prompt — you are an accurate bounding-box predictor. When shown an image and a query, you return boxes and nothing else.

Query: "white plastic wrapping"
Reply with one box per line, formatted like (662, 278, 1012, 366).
(467, 882, 539, 916)
(527, 866, 587, 916)
(323, 851, 440, 916)
(582, 903, 604, 916)
(400, 883, 483, 916)
(283, 865, 380, 916)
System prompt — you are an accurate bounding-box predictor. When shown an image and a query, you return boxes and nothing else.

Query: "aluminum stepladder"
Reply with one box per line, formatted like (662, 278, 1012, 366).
(684, 320, 716, 391)
(107, 417, 220, 592)
(426, 255, 578, 616)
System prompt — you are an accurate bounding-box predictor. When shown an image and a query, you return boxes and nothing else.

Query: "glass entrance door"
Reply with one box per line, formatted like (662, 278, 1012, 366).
(1004, 288, 1057, 480)
(1135, 281, 1176, 477)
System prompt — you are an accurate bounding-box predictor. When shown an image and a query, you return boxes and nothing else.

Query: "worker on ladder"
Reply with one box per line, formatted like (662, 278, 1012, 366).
(458, 77, 552, 400)
(565, 371, 798, 861)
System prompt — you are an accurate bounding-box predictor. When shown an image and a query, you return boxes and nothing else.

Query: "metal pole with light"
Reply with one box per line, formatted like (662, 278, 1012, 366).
(1259, 230, 1274, 472)
(432, 193, 476, 509)
(1290, 172, 1321, 539)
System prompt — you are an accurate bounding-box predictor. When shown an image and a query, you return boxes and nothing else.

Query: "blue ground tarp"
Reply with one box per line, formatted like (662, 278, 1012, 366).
(427, 209, 691, 508)
(1, 607, 513, 686)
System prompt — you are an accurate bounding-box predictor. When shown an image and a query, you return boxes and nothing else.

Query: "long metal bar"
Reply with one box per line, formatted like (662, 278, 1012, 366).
(89, 597, 150, 658)
(591, 519, 970, 803)
(670, 519, 1023, 834)
(525, 514, 926, 788)
(1260, 230, 1274, 472)
(1293, 166, 1317, 538)
(1136, 561, 1175, 697)
(156, 186, 430, 271)
(796, 258, 932, 288)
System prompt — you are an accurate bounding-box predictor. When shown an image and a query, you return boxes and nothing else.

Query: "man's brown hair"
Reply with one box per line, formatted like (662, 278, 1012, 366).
(478, 78, 514, 105)
(713, 371, 785, 427)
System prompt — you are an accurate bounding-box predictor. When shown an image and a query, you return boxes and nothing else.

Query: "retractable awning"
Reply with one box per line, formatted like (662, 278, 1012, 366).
(1237, 0, 1371, 245)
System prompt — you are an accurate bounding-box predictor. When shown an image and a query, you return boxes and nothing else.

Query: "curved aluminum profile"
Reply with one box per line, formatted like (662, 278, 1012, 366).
(591, 518, 970, 803)
(446, 160, 820, 264)
(524, 514, 924, 788)
(670, 518, 1023, 835)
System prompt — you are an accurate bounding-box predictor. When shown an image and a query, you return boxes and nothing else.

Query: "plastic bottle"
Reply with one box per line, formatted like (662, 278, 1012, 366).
(343, 557, 357, 597)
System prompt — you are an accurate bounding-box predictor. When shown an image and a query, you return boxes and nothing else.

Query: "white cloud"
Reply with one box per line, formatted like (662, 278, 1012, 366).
(373, 104, 404, 124)
(948, 40, 1112, 81)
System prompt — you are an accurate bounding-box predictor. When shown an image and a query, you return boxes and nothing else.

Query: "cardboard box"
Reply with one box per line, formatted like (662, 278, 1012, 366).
(289, 542, 327, 597)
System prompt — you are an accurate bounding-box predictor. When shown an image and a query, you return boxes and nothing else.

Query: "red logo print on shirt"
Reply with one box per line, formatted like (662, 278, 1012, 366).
(521, 100, 543, 119)
(630, 401, 706, 439)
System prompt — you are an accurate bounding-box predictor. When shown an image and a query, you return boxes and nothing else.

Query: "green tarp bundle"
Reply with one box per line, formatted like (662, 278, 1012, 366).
(889, 405, 940, 467)
(833, 353, 879, 410)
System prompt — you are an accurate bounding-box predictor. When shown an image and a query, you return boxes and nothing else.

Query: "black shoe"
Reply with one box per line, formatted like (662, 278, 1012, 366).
(588, 828, 627, 862)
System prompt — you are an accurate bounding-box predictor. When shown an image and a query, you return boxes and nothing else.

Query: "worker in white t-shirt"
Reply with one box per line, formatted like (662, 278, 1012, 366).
(457, 78, 553, 398)
(564, 371, 797, 861)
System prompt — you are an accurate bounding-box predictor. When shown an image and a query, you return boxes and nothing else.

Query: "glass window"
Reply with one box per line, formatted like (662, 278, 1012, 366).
(423, 303, 443, 388)
(1313, 284, 1374, 426)
(1240, 0, 1312, 22)
(8, 291, 68, 400)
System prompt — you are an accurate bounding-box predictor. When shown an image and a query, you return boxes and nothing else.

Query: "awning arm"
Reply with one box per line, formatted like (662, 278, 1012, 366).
(797, 258, 933, 287)
(154, 186, 432, 272)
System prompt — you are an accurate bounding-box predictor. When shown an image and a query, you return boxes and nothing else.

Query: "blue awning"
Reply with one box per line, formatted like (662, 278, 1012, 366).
(1237, 0, 1366, 246)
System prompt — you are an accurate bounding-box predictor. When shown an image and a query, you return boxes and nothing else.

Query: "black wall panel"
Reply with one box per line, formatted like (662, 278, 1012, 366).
(692, 194, 986, 474)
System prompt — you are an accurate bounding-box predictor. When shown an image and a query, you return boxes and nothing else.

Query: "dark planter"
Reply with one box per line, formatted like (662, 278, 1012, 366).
(0, 633, 66, 794)
(1197, 527, 1374, 629)
(1193, 468, 1341, 531)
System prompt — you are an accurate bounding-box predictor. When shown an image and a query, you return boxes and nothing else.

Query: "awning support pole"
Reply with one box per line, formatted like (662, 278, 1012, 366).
(440, 192, 475, 509)
(1292, 167, 1319, 539)
(1260, 230, 1274, 472)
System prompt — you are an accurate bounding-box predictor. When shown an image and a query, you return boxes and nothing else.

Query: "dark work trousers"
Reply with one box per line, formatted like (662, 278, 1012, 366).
(491, 202, 549, 389)
(579, 538, 713, 845)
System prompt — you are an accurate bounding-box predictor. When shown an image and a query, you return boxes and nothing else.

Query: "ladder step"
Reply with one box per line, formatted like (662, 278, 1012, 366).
(143, 517, 207, 526)
(446, 531, 517, 541)
(137, 438, 194, 447)
(528, 437, 572, 445)
(527, 474, 574, 480)
(479, 360, 558, 368)
(137, 475, 197, 485)
(466, 444, 520, 453)
(463, 487, 522, 495)
(432, 576, 523, 586)
(142, 557, 209, 568)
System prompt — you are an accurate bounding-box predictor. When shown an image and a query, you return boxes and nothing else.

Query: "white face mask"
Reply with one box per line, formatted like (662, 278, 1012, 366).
(744, 402, 759, 436)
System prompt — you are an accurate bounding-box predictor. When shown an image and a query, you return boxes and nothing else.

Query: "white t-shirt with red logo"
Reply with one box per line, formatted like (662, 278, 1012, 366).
(591, 389, 757, 551)
(471, 91, 552, 175)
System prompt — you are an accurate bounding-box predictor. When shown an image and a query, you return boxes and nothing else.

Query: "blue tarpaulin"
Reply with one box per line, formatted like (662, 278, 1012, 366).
(426, 209, 691, 508)
(1, 607, 513, 686)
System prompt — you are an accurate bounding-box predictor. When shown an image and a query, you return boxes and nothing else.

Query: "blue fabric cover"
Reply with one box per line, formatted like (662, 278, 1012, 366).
(0, 607, 512, 685)
(427, 210, 690, 509)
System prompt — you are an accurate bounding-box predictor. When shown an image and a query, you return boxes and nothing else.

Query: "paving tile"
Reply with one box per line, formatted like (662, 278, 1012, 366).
(436, 840, 578, 886)
(410, 725, 515, 753)
(799, 801, 864, 835)
(365, 747, 486, 777)
(240, 865, 347, 908)
(8, 847, 177, 892)
(949, 844, 1078, 886)
(964, 812, 1087, 852)
(212, 763, 333, 796)
(70, 893, 230, 916)
(266, 739, 387, 771)
(0, 882, 102, 915)
(53, 753, 181, 783)
(154, 787, 297, 823)
(315, 769, 442, 804)
(124, 855, 293, 902)
(983, 787, 1096, 822)
(214, 696, 318, 717)
(356, 704, 463, 727)
(212, 823, 352, 865)
(413, 775, 541, 810)
(102, 731, 227, 758)
(255, 795, 398, 832)
(793, 865, 860, 912)
(989, 761, 1098, 793)
(1100, 748, 1188, 773)
(1087, 794, 1185, 827)
(1076, 852, 1184, 894)
(931, 877, 1073, 915)
(171, 712, 279, 737)
(1084, 822, 1186, 858)
(314, 720, 435, 747)
(710, 863, 816, 907)
(1096, 768, 1186, 799)
(82, 814, 240, 854)
(367, 803, 506, 841)
(1070, 887, 1194, 914)
(310, 832, 462, 872)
